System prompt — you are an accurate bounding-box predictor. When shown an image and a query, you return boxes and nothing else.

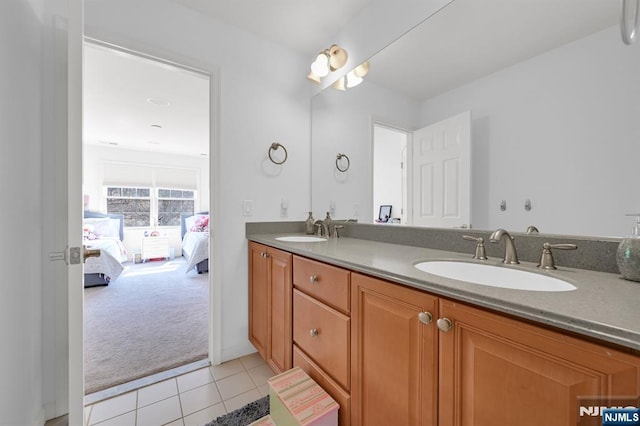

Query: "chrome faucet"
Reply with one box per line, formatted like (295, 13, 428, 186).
(489, 228, 519, 264)
(314, 220, 329, 237)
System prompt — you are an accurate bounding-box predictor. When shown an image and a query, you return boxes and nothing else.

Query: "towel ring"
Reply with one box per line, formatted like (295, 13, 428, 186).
(336, 153, 350, 172)
(268, 143, 288, 165)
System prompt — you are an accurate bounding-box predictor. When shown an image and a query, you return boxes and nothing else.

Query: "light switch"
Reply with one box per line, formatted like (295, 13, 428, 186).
(243, 200, 253, 216)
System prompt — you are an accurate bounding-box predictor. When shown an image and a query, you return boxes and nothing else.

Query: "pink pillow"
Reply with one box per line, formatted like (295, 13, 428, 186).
(190, 215, 209, 232)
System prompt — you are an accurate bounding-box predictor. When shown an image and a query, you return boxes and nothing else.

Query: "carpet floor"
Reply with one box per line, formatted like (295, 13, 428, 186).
(84, 258, 209, 394)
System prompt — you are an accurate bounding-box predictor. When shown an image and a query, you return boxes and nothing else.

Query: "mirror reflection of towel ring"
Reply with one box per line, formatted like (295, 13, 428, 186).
(336, 153, 350, 172)
(268, 142, 288, 165)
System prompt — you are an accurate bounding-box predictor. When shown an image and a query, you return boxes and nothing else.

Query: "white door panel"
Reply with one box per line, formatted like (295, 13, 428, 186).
(56, 2, 85, 422)
(412, 111, 471, 228)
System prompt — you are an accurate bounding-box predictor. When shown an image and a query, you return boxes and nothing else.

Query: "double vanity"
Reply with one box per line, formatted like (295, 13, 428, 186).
(247, 222, 640, 426)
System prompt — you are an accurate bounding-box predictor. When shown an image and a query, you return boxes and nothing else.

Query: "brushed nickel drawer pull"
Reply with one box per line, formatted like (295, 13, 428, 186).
(310, 275, 319, 284)
(437, 318, 453, 332)
(418, 311, 433, 325)
(310, 328, 319, 337)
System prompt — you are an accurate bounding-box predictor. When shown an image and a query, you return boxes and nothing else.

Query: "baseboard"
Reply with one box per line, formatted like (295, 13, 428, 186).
(43, 400, 67, 425)
(31, 406, 45, 426)
(220, 342, 258, 364)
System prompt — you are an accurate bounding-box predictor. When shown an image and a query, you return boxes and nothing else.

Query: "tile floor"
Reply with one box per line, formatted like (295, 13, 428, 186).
(84, 353, 274, 426)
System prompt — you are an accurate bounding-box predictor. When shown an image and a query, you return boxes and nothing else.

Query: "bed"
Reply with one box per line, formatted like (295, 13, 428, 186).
(83, 211, 128, 287)
(181, 212, 209, 274)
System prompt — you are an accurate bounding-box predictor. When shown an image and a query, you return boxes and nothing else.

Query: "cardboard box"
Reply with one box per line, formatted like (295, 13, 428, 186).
(268, 367, 338, 426)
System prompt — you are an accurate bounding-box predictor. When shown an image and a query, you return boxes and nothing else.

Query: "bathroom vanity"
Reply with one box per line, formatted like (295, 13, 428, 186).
(247, 226, 640, 426)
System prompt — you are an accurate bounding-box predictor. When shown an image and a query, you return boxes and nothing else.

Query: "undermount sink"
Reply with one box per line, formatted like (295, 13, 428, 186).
(275, 236, 327, 243)
(414, 261, 576, 292)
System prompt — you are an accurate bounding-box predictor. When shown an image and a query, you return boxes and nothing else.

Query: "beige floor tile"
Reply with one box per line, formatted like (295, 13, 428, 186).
(93, 411, 136, 426)
(89, 392, 137, 425)
(247, 364, 274, 388)
(216, 371, 257, 401)
(210, 359, 245, 381)
(136, 396, 182, 426)
(137, 378, 178, 408)
(223, 388, 263, 413)
(164, 419, 184, 426)
(182, 403, 227, 426)
(239, 353, 265, 370)
(179, 382, 222, 416)
(176, 367, 213, 393)
(258, 383, 270, 397)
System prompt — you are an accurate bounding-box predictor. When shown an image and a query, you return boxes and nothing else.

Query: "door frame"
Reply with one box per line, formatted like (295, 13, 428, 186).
(370, 120, 412, 224)
(69, 33, 222, 420)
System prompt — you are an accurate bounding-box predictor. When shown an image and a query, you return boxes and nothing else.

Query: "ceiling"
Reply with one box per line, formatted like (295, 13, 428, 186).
(83, 0, 621, 156)
(170, 0, 373, 55)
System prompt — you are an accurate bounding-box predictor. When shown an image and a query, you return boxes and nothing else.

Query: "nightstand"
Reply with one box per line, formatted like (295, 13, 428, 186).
(141, 236, 170, 261)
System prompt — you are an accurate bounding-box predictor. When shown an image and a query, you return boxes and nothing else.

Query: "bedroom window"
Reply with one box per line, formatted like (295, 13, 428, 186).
(106, 186, 152, 227)
(157, 189, 195, 227)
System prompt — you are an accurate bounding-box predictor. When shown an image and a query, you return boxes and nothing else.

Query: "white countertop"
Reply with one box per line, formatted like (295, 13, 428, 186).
(248, 233, 640, 351)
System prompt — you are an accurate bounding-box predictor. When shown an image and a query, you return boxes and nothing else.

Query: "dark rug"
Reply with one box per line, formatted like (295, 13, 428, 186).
(206, 396, 270, 426)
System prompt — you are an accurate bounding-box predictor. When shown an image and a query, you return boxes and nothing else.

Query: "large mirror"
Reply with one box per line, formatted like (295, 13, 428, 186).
(311, 0, 640, 238)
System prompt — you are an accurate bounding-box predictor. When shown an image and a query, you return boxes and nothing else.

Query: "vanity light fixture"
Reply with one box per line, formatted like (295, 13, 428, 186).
(306, 44, 349, 83)
(331, 61, 370, 90)
(347, 61, 370, 88)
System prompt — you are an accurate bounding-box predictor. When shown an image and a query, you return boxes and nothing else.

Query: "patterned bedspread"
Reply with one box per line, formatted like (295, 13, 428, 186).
(83, 237, 128, 281)
(182, 231, 209, 273)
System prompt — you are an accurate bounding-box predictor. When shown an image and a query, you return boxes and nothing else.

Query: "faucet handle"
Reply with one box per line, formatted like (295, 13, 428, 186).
(334, 225, 344, 238)
(538, 242, 577, 270)
(463, 235, 488, 260)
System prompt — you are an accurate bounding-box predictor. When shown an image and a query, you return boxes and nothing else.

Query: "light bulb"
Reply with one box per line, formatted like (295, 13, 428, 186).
(346, 70, 363, 88)
(310, 53, 329, 77)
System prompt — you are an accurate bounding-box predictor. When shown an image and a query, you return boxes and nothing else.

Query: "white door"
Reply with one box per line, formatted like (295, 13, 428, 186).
(411, 111, 471, 228)
(54, 2, 85, 423)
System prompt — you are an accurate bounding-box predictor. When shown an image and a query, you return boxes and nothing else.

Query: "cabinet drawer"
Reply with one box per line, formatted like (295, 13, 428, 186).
(293, 256, 350, 314)
(293, 289, 350, 390)
(294, 344, 351, 426)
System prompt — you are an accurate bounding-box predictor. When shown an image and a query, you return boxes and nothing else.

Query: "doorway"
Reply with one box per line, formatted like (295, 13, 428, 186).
(82, 40, 212, 396)
(372, 124, 409, 224)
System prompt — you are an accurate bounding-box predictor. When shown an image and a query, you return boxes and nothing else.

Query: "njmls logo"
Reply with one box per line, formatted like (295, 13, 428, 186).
(577, 396, 640, 426)
(580, 406, 639, 417)
(601, 408, 640, 425)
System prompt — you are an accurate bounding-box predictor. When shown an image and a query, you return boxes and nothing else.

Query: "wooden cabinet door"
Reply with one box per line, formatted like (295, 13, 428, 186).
(268, 247, 293, 374)
(248, 242, 269, 360)
(438, 299, 640, 426)
(351, 273, 439, 426)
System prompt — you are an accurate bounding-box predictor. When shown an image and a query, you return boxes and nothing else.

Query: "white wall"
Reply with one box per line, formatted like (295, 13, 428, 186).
(0, 0, 45, 424)
(84, 0, 312, 361)
(312, 81, 420, 222)
(372, 126, 407, 222)
(419, 26, 640, 237)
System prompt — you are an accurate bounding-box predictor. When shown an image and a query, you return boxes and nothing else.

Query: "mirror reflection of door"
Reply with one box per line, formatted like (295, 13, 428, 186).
(411, 111, 471, 228)
(373, 124, 408, 224)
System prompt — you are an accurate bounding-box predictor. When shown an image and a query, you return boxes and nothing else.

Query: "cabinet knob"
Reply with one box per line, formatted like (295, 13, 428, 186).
(418, 311, 433, 325)
(437, 317, 453, 332)
(310, 328, 319, 337)
(309, 275, 319, 284)
(261, 252, 270, 258)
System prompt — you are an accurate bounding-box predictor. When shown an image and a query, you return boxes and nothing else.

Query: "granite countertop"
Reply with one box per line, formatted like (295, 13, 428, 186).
(248, 233, 640, 351)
